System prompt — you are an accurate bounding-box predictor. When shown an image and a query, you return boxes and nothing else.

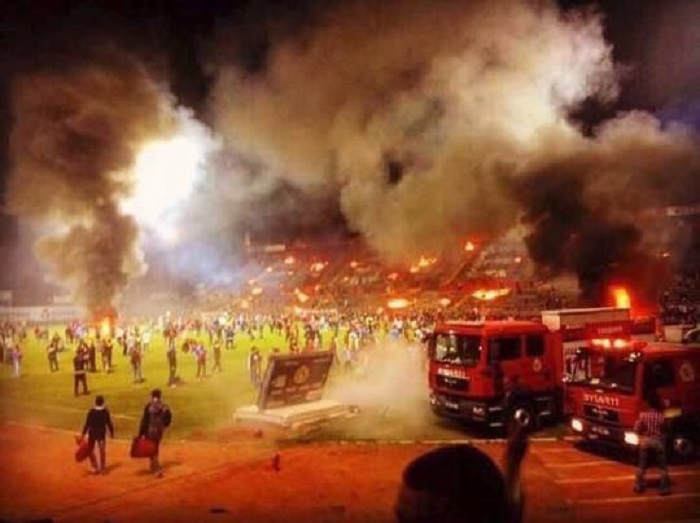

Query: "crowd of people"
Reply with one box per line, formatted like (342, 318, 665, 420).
(659, 271, 700, 325)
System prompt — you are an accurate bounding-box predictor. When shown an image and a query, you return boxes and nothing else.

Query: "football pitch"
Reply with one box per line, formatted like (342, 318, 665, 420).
(0, 326, 314, 440)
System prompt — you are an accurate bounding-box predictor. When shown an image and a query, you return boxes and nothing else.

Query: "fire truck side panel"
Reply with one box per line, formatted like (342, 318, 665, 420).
(541, 308, 631, 331)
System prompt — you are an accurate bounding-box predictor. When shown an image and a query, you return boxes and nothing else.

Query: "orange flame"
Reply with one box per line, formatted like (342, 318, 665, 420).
(99, 318, 111, 338)
(387, 298, 410, 310)
(611, 286, 631, 309)
(472, 288, 510, 301)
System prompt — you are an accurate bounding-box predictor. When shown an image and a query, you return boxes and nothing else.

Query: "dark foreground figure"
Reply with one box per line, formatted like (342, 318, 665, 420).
(395, 425, 527, 523)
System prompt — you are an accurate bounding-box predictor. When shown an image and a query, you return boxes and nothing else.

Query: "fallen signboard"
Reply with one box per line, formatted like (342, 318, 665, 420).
(234, 351, 358, 430)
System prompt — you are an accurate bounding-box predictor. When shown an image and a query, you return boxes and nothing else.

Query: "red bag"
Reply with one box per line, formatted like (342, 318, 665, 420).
(130, 436, 157, 458)
(74, 436, 91, 463)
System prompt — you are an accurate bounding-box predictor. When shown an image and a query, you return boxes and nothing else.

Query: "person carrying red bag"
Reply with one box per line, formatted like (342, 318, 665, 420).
(79, 395, 115, 475)
(138, 389, 172, 478)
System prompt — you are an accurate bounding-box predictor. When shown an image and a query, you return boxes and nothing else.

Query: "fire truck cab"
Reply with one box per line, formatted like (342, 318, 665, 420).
(428, 320, 562, 430)
(567, 342, 700, 460)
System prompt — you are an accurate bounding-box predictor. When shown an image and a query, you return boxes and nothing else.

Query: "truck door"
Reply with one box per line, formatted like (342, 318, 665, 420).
(642, 358, 680, 409)
(522, 334, 551, 392)
(488, 335, 522, 397)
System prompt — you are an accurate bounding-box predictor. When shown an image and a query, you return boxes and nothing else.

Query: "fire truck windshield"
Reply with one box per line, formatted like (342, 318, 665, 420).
(570, 353, 637, 394)
(433, 333, 481, 366)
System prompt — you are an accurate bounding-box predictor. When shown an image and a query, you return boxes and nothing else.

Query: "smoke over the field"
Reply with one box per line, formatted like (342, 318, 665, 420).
(206, 0, 699, 300)
(7, 50, 175, 312)
(324, 341, 434, 439)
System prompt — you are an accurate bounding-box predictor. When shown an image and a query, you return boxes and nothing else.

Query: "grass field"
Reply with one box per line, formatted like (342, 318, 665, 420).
(0, 326, 570, 442)
(0, 326, 321, 440)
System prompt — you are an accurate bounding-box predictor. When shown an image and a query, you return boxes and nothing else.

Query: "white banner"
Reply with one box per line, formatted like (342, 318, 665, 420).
(0, 305, 86, 323)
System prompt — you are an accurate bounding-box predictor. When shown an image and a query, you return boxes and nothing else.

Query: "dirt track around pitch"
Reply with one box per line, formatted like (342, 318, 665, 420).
(0, 422, 698, 523)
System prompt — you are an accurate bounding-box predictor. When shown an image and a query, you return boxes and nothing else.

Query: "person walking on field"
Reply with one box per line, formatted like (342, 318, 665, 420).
(10, 344, 22, 378)
(80, 395, 115, 474)
(211, 338, 222, 373)
(138, 389, 172, 478)
(130, 341, 144, 383)
(633, 392, 671, 495)
(167, 344, 178, 387)
(47, 339, 59, 372)
(73, 349, 89, 396)
(194, 343, 207, 380)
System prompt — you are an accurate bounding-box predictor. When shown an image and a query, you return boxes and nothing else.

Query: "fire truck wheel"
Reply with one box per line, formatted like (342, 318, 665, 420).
(672, 436, 696, 461)
(511, 403, 537, 431)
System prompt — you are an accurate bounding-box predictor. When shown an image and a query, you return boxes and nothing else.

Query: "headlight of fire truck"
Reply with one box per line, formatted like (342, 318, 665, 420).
(571, 418, 583, 432)
(624, 432, 639, 446)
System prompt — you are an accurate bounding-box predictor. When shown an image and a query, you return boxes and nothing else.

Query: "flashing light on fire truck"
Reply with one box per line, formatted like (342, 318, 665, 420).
(624, 431, 640, 446)
(590, 338, 631, 349)
(571, 418, 584, 433)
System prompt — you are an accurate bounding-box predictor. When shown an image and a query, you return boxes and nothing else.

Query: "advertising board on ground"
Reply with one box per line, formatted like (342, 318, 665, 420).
(257, 351, 335, 410)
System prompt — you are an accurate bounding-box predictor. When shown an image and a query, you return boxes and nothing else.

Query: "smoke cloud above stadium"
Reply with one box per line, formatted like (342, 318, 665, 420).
(206, 0, 699, 301)
(3, 0, 699, 307)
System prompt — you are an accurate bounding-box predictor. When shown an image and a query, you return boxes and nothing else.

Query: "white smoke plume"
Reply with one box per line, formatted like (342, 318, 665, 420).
(324, 341, 434, 439)
(207, 0, 699, 297)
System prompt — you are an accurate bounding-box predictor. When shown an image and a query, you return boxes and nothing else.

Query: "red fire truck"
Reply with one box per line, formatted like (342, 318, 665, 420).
(427, 308, 651, 430)
(566, 340, 700, 460)
(428, 319, 562, 429)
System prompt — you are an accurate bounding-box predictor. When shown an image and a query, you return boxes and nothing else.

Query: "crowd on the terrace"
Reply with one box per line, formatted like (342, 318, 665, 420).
(659, 270, 700, 325)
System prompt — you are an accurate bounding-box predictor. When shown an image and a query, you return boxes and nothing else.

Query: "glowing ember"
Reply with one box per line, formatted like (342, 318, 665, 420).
(464, 241, 475, 252)
(387, 272, 399, 281)
(251, 286, 263, 296)
(296, 290, 309, 303)
(387, 298, 410, 309)
(350, 261, 359, 269)
(472, 288, 510, 301)
(439, 297, 452, 307)
(611, 286, 631, 309)
(284, 256, 295, 265)
(310, 262, 326, 272)
(417, 256, 437, 269)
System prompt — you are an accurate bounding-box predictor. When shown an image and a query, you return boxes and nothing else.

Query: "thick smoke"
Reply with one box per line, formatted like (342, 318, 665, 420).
(324, 341, 434, 439)
(7, 51, 175, 313)
(207, 0, 699, 300)
(513, 114, 699, 302)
